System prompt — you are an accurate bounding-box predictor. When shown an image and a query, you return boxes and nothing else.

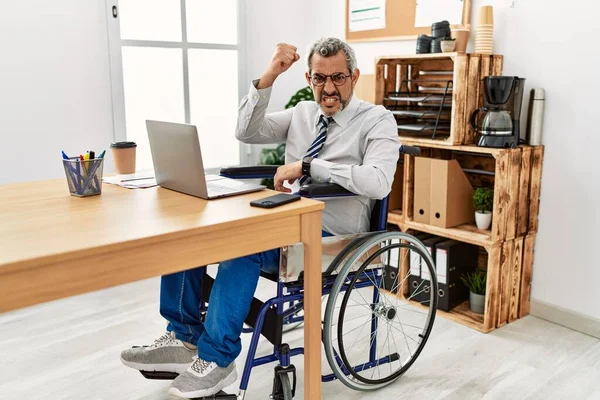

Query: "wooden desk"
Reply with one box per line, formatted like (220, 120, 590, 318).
(0, 180, 324, 398)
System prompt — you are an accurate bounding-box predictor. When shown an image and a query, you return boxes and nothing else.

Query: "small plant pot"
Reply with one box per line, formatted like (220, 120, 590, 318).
(469, 291, 485, 314)
(475, 210, 492, 230)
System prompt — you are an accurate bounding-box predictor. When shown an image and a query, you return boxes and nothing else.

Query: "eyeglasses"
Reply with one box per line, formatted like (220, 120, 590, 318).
(309, 72, 352, 87)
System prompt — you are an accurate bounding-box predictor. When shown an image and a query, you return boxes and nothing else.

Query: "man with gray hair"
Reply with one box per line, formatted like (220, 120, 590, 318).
(120, 37, 399, 398)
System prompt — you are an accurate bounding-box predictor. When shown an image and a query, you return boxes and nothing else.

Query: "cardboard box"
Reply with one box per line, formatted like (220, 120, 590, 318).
(413, 158, 474, 228)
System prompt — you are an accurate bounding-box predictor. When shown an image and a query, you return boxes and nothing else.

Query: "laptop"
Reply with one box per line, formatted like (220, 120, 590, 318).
(146, 120, 265, 199)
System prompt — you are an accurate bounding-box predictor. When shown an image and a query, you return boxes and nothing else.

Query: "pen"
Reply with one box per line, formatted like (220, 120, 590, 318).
(81, 159, 104, 195)
(81, 154, 89, 191)
(98, 150, 106, 159)
(88, 151, 100, 191)
(73, 155, 82, 193)
(62, 151, 81, 192)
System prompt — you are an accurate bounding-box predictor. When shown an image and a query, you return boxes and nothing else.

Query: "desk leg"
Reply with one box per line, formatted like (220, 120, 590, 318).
(301, 211, 322, 399)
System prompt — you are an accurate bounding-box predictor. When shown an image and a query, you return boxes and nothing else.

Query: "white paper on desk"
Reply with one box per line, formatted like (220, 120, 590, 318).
(103, 172, 153, 184)
(103, 175, 157, 189)
(414, 0, 463, 28)
(122, 178, 157, 189)
(349, 0, 386, 32)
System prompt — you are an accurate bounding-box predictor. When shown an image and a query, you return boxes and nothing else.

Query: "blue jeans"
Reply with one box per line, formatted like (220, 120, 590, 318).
(160, 230, 332, 367)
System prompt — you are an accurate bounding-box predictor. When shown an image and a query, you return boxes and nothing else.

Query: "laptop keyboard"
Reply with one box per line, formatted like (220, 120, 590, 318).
(207, 182, 235, 195)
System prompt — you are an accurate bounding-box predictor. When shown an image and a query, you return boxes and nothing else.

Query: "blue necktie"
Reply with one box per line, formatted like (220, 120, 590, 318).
(299, 115, 333, 185)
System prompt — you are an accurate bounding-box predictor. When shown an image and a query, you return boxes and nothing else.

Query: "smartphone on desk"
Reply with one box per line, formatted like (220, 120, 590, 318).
(250, 193, 301, 209)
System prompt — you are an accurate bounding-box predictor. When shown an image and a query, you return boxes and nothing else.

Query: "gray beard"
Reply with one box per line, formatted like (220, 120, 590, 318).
(319, 91, 352, 116)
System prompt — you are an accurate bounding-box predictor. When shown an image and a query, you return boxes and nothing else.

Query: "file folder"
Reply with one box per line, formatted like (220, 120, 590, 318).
(413, 157, 432, 224)
(419, 236, 447, 307)
(383, 237, 400, 293)
(435, 239, 479, 311)
(429, 159, 474, 228)
(408, 233, 432, 302)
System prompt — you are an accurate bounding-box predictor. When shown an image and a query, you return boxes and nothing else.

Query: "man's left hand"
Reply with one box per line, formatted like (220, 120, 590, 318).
(274, 161, 303, 193)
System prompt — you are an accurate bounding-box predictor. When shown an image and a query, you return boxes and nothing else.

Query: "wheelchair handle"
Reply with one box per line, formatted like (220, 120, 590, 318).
(400, 145, 420, 156)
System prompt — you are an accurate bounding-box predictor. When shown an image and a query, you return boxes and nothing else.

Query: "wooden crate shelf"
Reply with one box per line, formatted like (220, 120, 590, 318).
(386, 141, 544, 333)
(407, 299, 488, 333)
(395, 144, 544, 246)
(376, 53, 503, 147)
(387, 209, 404, 226)
(402, 219, 492, 248)
(390, 234, 534, 333)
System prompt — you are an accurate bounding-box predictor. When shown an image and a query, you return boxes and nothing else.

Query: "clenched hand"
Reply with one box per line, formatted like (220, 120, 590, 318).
(257, 43, 300, 89)
(273, 161, 303, 193)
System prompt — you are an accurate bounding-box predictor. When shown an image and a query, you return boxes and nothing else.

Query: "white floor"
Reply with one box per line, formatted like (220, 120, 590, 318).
(1, 276, 599, 400)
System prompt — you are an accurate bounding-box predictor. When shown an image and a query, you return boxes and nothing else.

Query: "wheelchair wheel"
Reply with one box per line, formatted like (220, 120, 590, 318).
(280, 374, 293, 400)
(283, 232, 381, 334)
(323, 232, 437, 391)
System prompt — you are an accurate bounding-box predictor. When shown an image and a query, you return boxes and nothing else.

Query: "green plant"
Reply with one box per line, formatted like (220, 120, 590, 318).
(258, 144, 286, 189)
(258, 87, 315, 189)
(460, 269, 487, 295)
(285, 86, 314, 109)
(472, 187, 494, 212)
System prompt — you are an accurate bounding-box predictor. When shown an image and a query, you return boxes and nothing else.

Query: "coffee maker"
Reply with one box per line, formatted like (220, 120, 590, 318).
(470, 76, 525, 148)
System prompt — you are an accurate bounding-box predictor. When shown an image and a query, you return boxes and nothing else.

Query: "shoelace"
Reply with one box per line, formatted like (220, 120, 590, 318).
(149, 333, 177, 349)
(190, 358, 213, 375)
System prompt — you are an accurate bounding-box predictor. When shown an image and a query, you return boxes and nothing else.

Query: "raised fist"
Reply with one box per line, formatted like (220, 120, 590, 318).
(266, 43, 300, 77)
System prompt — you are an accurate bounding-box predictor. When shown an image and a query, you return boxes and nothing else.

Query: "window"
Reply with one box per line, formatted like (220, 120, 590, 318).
(106, 0, 245, 172)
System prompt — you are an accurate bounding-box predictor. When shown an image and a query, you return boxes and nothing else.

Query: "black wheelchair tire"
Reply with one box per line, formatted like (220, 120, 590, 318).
(337, 241, 437, 385)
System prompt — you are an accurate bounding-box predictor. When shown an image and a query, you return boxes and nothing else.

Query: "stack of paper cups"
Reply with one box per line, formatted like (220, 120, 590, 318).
(474, 6, 494, 54)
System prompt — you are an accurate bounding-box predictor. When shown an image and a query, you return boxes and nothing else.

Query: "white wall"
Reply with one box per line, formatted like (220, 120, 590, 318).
(246, 0, 600, 320)
(3, 0, 598, 321)
(0, 1, 114, 184)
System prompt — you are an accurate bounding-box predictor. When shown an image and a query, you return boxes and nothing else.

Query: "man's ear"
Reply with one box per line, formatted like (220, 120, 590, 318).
(351, 68, 361, 89)
(305, 71, 311, 86)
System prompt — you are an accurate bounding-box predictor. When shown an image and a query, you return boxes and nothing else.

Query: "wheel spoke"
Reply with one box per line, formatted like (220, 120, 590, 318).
(325, 236, 436, 389)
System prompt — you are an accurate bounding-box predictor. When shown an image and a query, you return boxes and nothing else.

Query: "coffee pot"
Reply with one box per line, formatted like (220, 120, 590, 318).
(470, 76, 525, 148)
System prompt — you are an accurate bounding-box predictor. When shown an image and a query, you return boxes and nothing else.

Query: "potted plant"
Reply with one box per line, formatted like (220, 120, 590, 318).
(258, 87, 315, 189)
(258, 143, 286, 189)
(285, 86, 314, 109)
(460, 269, 486, 314)
(472, 187, 493, 230)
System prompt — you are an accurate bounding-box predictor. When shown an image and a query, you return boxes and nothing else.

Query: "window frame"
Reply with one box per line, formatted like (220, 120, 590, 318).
(104, 0, 250, 173)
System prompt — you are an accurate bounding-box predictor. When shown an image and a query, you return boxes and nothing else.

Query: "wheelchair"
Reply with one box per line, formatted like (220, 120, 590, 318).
(143, 146, 439, 400)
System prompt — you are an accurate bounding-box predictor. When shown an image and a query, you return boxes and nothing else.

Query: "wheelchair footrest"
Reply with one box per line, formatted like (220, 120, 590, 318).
(139, 371, 236, 399)
(139, 370, 179, 380)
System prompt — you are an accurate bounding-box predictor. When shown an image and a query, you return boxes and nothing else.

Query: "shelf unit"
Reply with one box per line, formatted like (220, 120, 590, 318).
(376, 53, 503, 146)
(387, 143, 544, 333)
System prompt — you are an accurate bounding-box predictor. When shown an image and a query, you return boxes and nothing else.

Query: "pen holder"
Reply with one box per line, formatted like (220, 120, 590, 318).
(62, 158, 105, 197)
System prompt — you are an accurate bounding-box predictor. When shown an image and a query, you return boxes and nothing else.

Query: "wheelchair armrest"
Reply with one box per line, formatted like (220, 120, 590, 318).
(219, 165, 279, 179)
(298, 182, 355, 198)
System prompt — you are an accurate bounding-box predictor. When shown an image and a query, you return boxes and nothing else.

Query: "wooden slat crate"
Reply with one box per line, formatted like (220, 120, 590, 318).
(495, 232, 537, 327)
(393, 232, 537, 334)
(386, 143, 544, 334)
(394, 144, 543, 247)
(375, 53, 503, 147)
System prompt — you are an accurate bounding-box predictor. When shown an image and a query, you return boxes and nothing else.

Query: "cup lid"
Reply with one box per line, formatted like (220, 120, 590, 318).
(110, 141, 137, 149)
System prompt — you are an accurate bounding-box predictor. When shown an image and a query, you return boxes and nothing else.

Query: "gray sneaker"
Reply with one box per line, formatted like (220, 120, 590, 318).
(168, 358, 237, 398)
(120, 332, 197, 374)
